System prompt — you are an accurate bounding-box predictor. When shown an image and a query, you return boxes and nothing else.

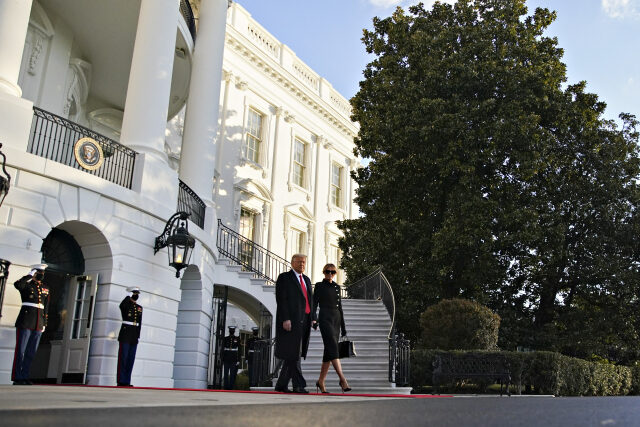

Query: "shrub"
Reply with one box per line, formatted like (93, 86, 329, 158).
(419, 298, 500, 350)
(410, 349, 638, 396)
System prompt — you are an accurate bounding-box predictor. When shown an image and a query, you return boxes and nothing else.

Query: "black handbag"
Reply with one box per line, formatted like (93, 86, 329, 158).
(338, 336, 357, 358)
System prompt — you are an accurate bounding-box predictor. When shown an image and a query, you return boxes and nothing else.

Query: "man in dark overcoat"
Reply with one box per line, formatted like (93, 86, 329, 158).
(12, 263, 50, 385)
(274, 254, 316, 393)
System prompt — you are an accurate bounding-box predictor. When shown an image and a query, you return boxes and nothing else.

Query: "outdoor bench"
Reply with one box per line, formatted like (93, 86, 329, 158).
(432, 353, 511, 396)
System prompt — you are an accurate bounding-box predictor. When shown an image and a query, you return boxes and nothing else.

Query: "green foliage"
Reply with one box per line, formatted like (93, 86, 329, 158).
(340, 0, 640, 360)
(411, 350, 637, 396)
(419, 298, 500, 350)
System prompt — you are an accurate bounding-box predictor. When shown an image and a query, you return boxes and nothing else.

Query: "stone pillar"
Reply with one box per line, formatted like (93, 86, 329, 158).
(120, 0, 179, 159)
(120, 0, 179, 204)
(179, 0, 228, 210)
(0, 0, 33, 97)
(0, 0, 35, 150)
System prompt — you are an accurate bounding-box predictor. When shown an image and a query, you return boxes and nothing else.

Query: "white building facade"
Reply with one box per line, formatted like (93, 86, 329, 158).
(0, 0, 358, 388)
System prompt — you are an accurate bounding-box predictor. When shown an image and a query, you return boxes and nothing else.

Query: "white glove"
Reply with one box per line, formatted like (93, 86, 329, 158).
(29, 269, 37, 276)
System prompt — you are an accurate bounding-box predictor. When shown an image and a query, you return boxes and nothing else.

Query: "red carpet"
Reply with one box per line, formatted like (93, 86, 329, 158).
(44, 383, 450, 398)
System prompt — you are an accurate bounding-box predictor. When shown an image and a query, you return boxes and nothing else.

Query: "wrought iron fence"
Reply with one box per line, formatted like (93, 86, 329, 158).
(389, 332, 411, 386)
(0, 259, 10, 319)
(252, 338, 276, 387)
(344, 267, 395, 338)
(216, 220, 289, 284)
(28, 108, 137, 189)
(177, 180, 205, 229)
(180, 0, 196, 42)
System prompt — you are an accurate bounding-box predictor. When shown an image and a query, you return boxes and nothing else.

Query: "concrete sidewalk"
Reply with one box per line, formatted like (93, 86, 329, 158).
(0, 384, 412, 410)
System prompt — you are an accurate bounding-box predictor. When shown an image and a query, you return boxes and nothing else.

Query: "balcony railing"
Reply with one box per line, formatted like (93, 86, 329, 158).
(180, 0, 196, 42)
(216, 219, 290, 284)
(177, 179, 205, 229)
(28, 108, 137, 189)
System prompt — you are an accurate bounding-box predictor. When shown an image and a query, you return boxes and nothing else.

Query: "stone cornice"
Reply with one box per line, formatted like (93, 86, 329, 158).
(224, 27, 358, 140)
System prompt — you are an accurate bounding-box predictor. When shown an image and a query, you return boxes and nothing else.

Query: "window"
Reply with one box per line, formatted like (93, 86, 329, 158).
(331, 163, 343, 207)
(290, 228, 305, 256)
(239, 208, 256, 268)
(293, 138, 306, 187)
(329, 244, 342, 283)
(244, 108, 263, 163)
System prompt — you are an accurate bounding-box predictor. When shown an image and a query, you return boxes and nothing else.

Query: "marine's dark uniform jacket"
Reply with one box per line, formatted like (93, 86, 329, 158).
(222, 335, 241, 363)
(118, 296, 142, 344)
(14, 275, 49, 331)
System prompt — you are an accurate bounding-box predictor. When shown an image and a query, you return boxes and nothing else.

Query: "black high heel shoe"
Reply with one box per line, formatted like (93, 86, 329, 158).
(339, 379, 351, 393)
(316, 381, 329, 394)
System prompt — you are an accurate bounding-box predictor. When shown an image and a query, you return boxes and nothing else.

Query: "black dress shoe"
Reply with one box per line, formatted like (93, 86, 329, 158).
(13, 380, 26, 385)
(274, 386, 292, 393)
(292, 388, 309, 394)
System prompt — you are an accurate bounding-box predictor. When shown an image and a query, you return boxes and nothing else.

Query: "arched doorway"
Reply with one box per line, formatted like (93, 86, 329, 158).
(30, 226, 103, 384)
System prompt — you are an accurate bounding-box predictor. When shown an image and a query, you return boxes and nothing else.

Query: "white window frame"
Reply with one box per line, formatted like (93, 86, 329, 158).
(243, 107, 264, 165)
(330, 161, 344, 209)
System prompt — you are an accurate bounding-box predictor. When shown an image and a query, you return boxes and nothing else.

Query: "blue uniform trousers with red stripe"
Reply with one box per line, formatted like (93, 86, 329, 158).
(117, 341, 137, 386)
(12, 328, 42, 382)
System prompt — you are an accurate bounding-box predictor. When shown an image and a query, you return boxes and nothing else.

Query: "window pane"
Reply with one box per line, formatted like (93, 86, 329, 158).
(240, 208, 256, 269)
(245, 109, 262, 163)
(331, 163, 342, 207)
(293, 139, 305, 187)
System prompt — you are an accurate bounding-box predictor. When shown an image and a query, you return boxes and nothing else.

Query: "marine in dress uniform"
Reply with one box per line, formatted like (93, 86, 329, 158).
(246, 326, 260, 387)
(117, 287, 142, 386)
(222, 326, 240, 390)
(12, 264, 50, 385)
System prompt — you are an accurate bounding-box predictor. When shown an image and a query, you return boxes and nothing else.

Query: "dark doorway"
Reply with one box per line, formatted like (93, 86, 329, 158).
(30, 228, 85, 383)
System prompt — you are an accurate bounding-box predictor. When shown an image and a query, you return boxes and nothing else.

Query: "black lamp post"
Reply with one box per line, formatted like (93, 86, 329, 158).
(0, 259, 10, 318)
(0, 143, 10, 208)
(154, 211, 195, 278)
(0, 144, 11, 317)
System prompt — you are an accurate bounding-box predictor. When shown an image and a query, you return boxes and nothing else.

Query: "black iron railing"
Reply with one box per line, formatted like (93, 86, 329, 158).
(345, 268, 411, 385)
(180, 0, 196, 42)
(216, 220, 289, 284)
(389, 332, 410, 386)
(344, 267, 396, 338)
(28, 108, 137, 189)
(177, 180, 205, 229)
(252, 338, 275, 387)
(0, 259, 10, 319)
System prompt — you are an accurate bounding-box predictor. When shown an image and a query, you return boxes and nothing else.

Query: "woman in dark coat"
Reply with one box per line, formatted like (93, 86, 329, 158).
(312, 263, 351, 393)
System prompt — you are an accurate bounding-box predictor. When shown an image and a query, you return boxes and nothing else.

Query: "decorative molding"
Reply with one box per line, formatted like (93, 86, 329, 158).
(283, 112, 295, 123)
(235, 76, 248, 90)
(28, 37, 43, 76)
(225, 32, 358, 139)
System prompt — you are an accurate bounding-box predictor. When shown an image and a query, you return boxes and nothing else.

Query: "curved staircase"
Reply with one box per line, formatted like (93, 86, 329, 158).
(301, 299, 412, 395)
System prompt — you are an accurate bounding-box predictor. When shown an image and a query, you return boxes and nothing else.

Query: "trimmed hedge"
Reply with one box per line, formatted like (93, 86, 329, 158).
(411, 349, 636, 396)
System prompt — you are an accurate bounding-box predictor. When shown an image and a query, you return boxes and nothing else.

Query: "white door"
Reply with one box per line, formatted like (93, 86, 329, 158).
(57, 274, 98, 384)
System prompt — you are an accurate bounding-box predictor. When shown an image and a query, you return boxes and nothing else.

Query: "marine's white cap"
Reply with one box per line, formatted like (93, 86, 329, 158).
(30, 263, 48, 271)
(126, 286, 141, 293)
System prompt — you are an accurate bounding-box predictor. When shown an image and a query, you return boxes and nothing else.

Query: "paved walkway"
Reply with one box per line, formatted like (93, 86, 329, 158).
(1, 385, 639, 427)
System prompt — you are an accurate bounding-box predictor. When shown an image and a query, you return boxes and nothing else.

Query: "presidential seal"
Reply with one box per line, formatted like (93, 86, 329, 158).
(74, 137, 104, 171)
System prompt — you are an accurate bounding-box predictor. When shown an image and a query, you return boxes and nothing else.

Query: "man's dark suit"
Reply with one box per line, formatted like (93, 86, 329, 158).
(274, 269, 315, 391)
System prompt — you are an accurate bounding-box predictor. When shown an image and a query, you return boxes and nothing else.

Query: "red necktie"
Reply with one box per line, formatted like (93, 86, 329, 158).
(299, 274, 310, 314)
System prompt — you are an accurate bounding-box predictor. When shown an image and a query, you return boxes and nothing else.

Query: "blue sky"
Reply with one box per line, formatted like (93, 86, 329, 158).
(235, 0, 639, 124)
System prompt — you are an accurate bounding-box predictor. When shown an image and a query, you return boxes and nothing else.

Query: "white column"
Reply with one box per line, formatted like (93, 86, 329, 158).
(0, 0, 32, 96)
(120, 0, 179, 160)
(0, 0, 35, 151)
(179, 0, 228, 209)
